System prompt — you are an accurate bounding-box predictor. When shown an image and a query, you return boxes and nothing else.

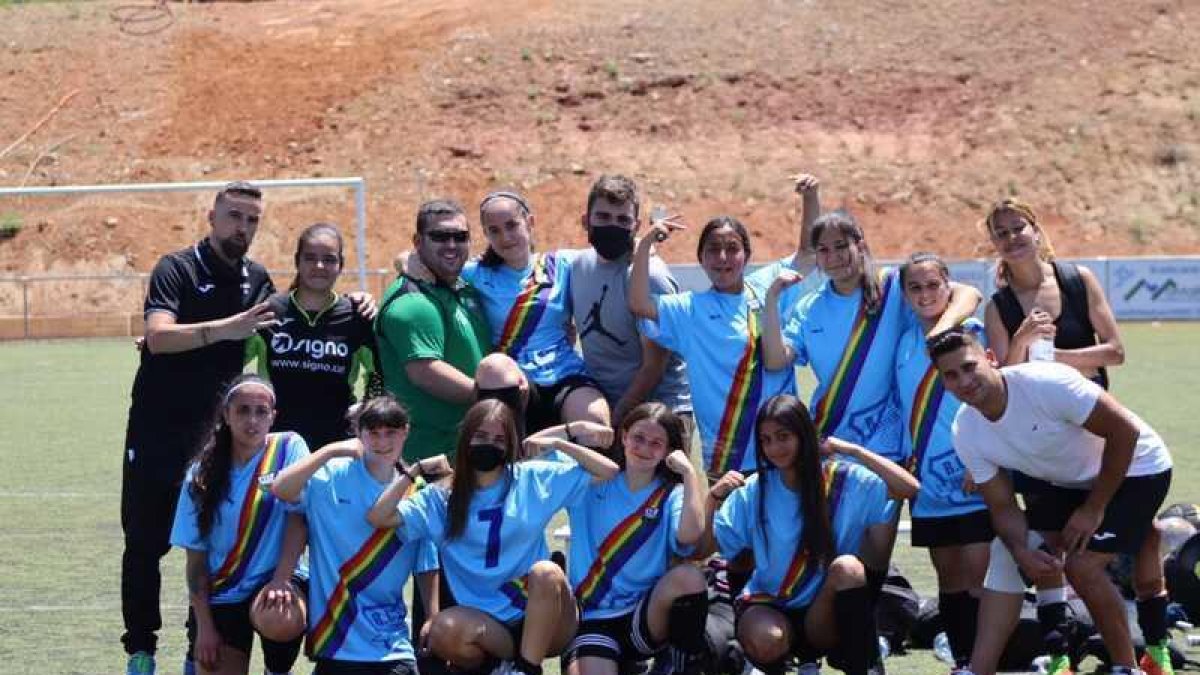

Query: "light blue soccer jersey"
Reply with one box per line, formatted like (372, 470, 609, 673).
(784, 271, 916, 460)
(397, 458, 592, 623)
(170, 432, 310, 604)
(299, 457, 439, 663)
(566, 475, 691, 619)
(713, 461, 889, 609)
(895, 318, 988, 519)
(640, 263, 799, 475)
(462, 251, 588, 386)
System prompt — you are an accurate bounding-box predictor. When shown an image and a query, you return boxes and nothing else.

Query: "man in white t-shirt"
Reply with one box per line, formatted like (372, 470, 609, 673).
(929, 327, 1174, 675)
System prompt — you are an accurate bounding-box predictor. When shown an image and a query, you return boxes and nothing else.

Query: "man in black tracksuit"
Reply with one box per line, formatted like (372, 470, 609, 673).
(120, 182, 277, 671)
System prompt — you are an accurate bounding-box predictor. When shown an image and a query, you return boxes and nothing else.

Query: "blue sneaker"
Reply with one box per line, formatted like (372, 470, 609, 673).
(126, 651, 156, 675)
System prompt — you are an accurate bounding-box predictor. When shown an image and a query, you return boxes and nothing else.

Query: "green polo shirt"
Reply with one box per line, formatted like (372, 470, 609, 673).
(375, 276, 491, 461)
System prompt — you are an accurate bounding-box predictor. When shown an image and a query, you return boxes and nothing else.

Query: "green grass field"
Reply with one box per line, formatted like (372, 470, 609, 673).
(0, 323, 1197, 674)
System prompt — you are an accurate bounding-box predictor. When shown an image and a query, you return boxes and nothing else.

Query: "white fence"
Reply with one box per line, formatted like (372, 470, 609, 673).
(673, 257, 1200, 321)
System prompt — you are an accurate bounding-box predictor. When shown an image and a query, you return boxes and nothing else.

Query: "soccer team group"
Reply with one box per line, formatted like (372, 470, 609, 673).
(117, 175, 1175, 675)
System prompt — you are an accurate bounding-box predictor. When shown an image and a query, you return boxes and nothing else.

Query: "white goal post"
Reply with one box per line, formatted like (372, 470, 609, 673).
(0, 176, 371, 291)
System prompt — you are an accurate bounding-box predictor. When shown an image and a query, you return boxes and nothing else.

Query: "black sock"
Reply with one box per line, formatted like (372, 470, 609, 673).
(1138, 593, 1169, 645)
(668, 591, 710, 657)
(513, 655, 542, 675)
(833, 585, 878, 675)
(1036, 601, 1069, 657)
(939, 591, 979, 667)
(865, 567, 888, 605)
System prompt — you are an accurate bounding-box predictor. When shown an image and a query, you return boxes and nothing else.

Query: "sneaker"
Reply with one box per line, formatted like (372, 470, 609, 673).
(796, 663, 821, 675)
(126, 652, 156, 675)
(489, 661, 516, 675)
(1139, 640, 1176, 675)
(1043, 654, 1073, 675)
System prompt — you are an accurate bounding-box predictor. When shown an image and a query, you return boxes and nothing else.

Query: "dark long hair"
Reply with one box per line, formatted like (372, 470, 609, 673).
(695, 215, 753, 264)
(289, 222, 344, 291)
(611, 402, 686, 485)
(190, 374, 274, 538)
(478, 190, 534, 269)
(754, 395, 834, 568)
(447, 399, 520, 539)
(810, 209, 883, 315)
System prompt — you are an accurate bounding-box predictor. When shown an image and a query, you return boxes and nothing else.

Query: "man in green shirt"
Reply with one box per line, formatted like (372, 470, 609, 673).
(375, 199, 491, 461)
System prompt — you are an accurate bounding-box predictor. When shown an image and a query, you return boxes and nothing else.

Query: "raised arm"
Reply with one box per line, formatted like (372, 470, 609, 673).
(821, 437, 919, 500)
(762, 271, 802, 370)
(665, 449, 706, 547)
(524, 435, 619, 483)
(696, 471, 746, 559)
(630, 218, 685, 320)
(271, 440, 360, 504)
(927, 281, 983, 336)
(790, 173, 821, 274)
(364, 456, 448, 529)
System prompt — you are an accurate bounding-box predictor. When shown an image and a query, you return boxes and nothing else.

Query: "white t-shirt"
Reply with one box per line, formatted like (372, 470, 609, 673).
(952, 362, 1172, 488)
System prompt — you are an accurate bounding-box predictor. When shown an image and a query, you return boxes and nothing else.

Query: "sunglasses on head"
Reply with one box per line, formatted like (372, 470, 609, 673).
(426, 230, 469, 244)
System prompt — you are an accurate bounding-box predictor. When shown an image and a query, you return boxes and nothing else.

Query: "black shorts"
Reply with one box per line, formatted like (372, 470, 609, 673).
(185, 577, 308, 671)
(911, 509, 995, 548)
(563, 595, 660, 666)
(1026, 470, 1172, 554)
(313, 659, 416, 675)
(527, 374, 602, 434)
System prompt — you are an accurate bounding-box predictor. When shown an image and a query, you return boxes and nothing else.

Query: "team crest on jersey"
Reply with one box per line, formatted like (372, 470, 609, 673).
(644, 506, 660, 520)
(257, 472, 276, 490)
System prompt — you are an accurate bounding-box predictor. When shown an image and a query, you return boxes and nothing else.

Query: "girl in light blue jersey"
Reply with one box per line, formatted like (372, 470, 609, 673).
(630, 215, 801, 480)
(562, 402, 709, 675)
(469, 191, 610, 432)
(367, 399, 619, 675)
(706, 395, 915, 675)
(761, 206, 981, 599)
(270, 394, 441, 675)
(895, 253, 992, 670)
(170, 374, 309, 675)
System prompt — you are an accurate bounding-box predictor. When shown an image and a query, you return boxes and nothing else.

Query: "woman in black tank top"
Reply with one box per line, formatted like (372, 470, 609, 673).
(980, 198, 1125, 388)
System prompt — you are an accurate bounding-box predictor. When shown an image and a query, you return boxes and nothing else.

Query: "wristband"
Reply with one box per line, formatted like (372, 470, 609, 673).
(406, 462, 422, 481)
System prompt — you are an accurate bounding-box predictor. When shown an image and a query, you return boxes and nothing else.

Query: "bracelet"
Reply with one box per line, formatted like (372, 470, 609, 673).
(565, 422, 577, 443)
(405, 463, 421, 481)
(199, 326, 210, 346)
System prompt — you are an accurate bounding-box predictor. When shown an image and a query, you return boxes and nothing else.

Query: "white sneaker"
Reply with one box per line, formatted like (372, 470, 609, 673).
(490, 661, 516, 675)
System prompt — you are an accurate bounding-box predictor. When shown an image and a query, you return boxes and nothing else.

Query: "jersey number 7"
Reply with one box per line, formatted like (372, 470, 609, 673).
(478, 507, 503, 568)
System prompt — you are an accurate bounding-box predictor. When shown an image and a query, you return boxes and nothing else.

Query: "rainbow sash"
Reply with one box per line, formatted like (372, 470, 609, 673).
(907, 364, 946, 478)
(710, 298, 764, 475)
(813, 271, 894, 437)
(210, 434, 288, 594)
(497, 254, 556, 355)
(574, 484, 671, 609)
(743, 462, 850, 604)
(309, 528, 405, 658)
(500, 576, 530, 611)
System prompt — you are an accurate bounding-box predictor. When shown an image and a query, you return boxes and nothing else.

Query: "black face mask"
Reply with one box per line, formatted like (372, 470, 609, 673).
(468, 443, 506, 472)
(588, 225, 634, 261)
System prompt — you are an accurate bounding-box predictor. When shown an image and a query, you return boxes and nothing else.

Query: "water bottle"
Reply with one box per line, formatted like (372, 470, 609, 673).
(933, 632, 954, 664)
(1028, 336, 1055, 362)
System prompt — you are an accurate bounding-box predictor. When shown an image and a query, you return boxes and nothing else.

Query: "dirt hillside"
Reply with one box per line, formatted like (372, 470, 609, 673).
(0, 0, 1197, 285)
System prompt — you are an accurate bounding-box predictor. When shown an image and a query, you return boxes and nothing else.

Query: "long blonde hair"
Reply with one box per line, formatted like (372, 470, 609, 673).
(983, 198, 1056, 287)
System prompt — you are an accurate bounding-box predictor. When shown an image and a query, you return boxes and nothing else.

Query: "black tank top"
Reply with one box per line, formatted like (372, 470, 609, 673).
(991, 260, 1109, 389)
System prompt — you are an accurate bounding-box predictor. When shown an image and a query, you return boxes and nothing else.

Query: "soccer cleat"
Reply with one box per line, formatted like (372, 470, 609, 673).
(1139, 640, 1176, 675)
(1043, 654, 1073, 675)
(125, 652, 156, 675)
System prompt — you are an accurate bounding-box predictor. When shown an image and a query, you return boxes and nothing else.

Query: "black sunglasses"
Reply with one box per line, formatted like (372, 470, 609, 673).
(425, 230, 469, 244)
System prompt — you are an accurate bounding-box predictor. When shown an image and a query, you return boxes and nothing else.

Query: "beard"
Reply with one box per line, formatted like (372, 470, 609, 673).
(217, 236, 249, 261)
